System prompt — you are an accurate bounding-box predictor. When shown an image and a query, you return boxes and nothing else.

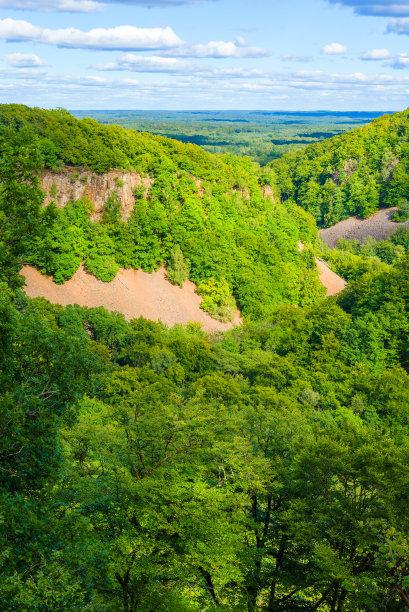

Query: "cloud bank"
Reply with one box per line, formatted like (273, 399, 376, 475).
(96, 54, 268, 78)
(0, 20, 267, 58)
(0, 19, 182, 50)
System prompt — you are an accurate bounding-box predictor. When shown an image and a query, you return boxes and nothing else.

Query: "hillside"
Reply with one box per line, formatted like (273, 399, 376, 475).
(3, 106, 409, 611)
(320, 206, 409, 248)
(21, 264, 242, 332)
(0, 105, 324, 320)
(71, 109, 384, 165)
(269, 108, 409, 228)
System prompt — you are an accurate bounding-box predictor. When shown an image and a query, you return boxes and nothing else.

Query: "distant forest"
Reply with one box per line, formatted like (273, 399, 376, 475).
(71, 110, 387, 165)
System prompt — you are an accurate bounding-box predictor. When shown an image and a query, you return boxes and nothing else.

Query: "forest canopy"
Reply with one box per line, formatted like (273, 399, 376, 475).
(1, 105, 409, 611)
(269, 109, 409, 228)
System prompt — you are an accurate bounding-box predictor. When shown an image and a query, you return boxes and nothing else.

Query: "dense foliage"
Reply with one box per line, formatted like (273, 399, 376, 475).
(319, 226, 409, 282)
(3, 270, 409, 611)
(2, 106, 409, 610)
(0, 105, 323, 319)
(0, 126, 45, 289)
(269, 109, 409, 228)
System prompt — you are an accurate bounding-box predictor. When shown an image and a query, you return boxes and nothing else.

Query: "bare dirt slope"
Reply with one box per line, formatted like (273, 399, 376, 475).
(21, 265, 242, 333)
(320, 207, 409, 248)
(316, 259, 347, 296)
(298, 241, 346, 296)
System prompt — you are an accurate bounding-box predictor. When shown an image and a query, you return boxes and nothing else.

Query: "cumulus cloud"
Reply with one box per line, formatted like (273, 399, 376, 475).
(162, 39, 270, 58)
(321, 42, 348, 54)
(325, 1, 409, 17)
(359, 48, 409, 69)
(361, 48, 392, 60)
(0, 19, 182, 51)
(390, 53, 409, 68)
(0, 19, 266, 58)
(5, 52, 46, 67)
(0, 0, 214, 11)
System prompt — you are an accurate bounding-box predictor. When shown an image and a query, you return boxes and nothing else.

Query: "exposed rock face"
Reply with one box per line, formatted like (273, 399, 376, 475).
(41, 168, 154, 221)
(40, 167, 273, 220)
(262, 184, 274, 200)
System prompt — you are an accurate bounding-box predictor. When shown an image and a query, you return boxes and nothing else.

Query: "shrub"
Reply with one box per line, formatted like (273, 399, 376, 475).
(391, 198, 409, 223)
(166, 245, 190, 287)
(197, 277, 236, 322)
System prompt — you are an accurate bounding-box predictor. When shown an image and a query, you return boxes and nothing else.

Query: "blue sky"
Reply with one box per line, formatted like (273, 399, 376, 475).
(0, 0, 408, 110)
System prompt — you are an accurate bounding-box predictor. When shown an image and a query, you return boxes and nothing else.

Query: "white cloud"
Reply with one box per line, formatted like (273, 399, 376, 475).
(2, 65, 409, 109)
(0, 19, 266, 59)
(0, 19, 182, 51)
(387, 17, 409, 34)
(96, 54, 269, 78)
(97, 54, 191, 72)
(359, 47, 409, 69)
(0, 0, 214, 11)
(391, 53, 409, 68)
(326, 1, 409, 17)
(276, 70, 409, 92)
(162, 40, 270, 58)
(321, 42, 348, 54)
(234, 36, 248, 47)
(361, 48, 392, 60)
(5, 52, 45, 67)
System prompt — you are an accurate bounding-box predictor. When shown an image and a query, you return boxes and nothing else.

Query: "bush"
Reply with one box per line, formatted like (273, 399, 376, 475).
(391, 198, 409, 223)
(197, 277, 236, 322)
(166, 245, 190, 288)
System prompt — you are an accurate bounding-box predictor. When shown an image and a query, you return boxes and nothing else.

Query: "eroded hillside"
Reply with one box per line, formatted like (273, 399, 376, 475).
(0, 105, 324, 320)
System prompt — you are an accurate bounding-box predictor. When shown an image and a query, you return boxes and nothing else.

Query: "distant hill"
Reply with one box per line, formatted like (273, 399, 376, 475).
(70, 109, 386, 165)
(269, 108, 409, 227)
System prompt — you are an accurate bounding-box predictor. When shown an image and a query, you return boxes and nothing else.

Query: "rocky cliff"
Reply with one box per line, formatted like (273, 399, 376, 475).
(40, 167, 273, 222)
(40, 168, 154, 221)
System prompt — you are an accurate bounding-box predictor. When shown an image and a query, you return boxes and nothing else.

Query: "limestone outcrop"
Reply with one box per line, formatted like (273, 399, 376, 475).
(40, 167, 153, 221)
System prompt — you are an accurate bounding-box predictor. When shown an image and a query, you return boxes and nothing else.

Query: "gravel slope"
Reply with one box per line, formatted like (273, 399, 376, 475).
(316, 259, 347, 296)
(21, 265, 242, 333)
(21, 252, 347, 329)
(320, 207, 409, 249)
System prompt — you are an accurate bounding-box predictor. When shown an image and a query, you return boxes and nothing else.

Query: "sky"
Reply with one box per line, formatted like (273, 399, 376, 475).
(0, 0, 408, 110)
